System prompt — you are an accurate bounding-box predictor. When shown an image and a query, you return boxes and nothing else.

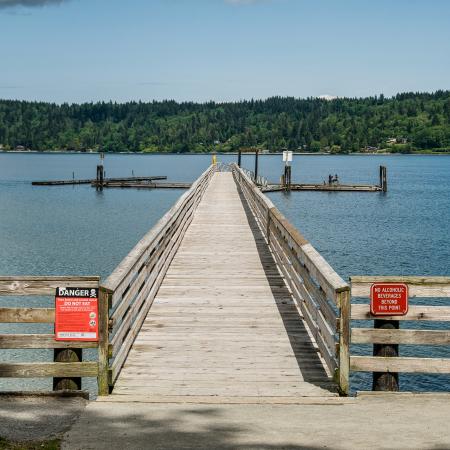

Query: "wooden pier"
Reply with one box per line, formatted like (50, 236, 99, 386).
(2, 163, 450, 402)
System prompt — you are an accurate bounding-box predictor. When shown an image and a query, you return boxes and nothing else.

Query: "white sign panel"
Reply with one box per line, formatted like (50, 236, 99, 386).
(282, 151, 293, 162)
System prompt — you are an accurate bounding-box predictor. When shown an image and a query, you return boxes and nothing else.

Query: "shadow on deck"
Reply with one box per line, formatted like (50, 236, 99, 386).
(236, 186, 335, 392)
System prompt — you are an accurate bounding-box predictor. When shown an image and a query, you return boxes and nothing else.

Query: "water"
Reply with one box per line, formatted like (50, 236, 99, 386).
(0, 152, 449, 394)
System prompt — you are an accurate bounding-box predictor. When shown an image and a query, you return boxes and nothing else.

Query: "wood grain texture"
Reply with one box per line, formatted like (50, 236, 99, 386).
(0, 362, 98, 377)
(350, 356, 450, 373)
(0, 308, 54, 323)
(111, 172, 336, 400)
(0, 276, 99, 296)
(351, 304, 450, 321)
(350, 276, 450, 298)
(0, 334, 97, 349)
(351, 328, 450, 345)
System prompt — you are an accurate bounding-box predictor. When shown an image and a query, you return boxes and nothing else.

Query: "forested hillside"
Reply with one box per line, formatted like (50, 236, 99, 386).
(1, 91, 450, 153)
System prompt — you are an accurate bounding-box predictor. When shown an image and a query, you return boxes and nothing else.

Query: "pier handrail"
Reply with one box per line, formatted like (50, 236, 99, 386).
(0, 276, 109, 395)
(350, 275, 450, 386)
(232, 163, 351, 394)
(101, 164, 216, 386)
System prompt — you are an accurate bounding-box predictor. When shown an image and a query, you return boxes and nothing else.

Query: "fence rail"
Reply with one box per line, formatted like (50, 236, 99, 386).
(350, 276, 450, 379)
(231, 164, 351, 394)
(101, 164, 216, 386)
(0, 276, 108, 394)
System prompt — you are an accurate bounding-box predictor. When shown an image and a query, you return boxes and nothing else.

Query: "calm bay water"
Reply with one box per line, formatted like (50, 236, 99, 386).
(0, 152, 449, 394)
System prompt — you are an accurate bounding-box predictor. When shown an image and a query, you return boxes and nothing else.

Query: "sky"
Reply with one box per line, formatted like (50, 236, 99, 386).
(1, 0, 450, 104)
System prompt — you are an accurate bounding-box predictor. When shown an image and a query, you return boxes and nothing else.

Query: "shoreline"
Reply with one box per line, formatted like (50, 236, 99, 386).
(1, 150, 449, 156)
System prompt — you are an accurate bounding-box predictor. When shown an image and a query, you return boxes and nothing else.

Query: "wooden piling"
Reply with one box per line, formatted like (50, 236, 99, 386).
(237, 150, 242, 167)
(254, 150, 259, 183)
(379, 166, 387, 192)
(53, 348, 82, 391)
(96, 165, 104, 191)
(372, 319, 399, 391)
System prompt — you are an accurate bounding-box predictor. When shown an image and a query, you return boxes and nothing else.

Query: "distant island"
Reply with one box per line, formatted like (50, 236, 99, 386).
(1, 91, 449, 154)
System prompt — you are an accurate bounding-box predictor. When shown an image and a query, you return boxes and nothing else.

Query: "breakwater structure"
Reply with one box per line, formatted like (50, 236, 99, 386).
(1, 162, 449, 402)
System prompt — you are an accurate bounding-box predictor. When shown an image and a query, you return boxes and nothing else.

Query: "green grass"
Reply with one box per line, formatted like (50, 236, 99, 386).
(0, 438, 60, 450)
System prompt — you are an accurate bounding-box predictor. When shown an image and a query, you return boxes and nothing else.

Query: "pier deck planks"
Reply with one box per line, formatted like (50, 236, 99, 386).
(112, 172, 336, 401)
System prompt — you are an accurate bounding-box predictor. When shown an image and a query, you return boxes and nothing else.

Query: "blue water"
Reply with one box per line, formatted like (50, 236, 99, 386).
(0, 152, 449, 394)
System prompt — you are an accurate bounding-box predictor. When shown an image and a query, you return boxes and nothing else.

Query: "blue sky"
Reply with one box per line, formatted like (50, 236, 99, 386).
(1, 0, 449, 103)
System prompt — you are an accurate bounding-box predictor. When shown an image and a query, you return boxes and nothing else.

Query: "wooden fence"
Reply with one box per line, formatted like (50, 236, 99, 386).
(350, 276, 450, 381)
(232, 164, 351, 395)
(0, 276, 109, 395)
(101, 164, 216, 388)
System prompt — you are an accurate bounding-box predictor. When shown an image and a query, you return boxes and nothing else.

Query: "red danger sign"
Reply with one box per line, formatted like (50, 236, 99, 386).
(55, 287, 99, 341)
(370, 283, 408, 316)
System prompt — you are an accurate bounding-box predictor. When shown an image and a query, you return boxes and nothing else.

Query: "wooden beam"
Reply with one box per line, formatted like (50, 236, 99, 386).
(0, 276, 99, 296)
(0, 307, 54, 323)
(352, 328, 450, 345)
(350, 356, 450, 374)
(350, 276, 450, 298)
(0, 362, 98, 377)
(351, 304, 450, 321)
(0, 334, 97, 349)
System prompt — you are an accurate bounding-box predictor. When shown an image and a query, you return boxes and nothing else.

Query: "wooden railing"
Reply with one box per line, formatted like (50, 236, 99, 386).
(101, 164, 216, 388)
(350, 276, 450, 385)
(232, 164, 351, 395)
(0, 276, 109, 395)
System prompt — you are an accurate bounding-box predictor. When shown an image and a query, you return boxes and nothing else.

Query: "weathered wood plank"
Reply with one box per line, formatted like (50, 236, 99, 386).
(350, 356, 450, 373)
(350, 276, 450, 298)
(0, 334, 97, 349)
(0, 308, 54, 323)
(0, 362, 98, 377)
(0, 276, 99, 296)
(351, 304, 450, 321)
(351, 328, 450, 345)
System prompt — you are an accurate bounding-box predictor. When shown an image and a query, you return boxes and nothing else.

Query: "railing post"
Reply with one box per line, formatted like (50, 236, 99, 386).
(97, 287, 110, 395)
(338, 288, 350, 395)
(254, 150, 259, 183)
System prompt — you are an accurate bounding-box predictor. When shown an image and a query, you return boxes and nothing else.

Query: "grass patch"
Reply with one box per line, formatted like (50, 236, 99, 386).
(0, 437, 60, 450)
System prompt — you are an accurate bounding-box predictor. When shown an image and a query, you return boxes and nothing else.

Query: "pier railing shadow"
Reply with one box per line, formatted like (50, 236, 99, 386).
(232, 163, 351, 395)
(236, 186, 333, 390)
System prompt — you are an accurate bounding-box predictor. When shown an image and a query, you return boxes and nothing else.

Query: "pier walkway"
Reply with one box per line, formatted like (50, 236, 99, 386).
(111, 172, 335, 401)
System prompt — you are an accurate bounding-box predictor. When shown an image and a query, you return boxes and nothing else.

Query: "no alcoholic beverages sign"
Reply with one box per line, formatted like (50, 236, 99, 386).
(370, 283, 408, 316)
(55, 287, 99, 341)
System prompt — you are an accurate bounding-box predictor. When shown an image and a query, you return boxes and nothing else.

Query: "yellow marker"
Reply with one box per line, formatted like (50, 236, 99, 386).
(212, 154, 217, 165)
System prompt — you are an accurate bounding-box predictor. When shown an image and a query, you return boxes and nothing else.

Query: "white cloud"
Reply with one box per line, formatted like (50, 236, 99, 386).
(318, 94, 338, 101)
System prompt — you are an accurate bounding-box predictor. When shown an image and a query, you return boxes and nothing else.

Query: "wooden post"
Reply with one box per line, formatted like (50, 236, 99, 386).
(238, 150, 242, 167)
(96, 165, 104, 190)
(254, 150, 259, 183)
(379, 166, 387, 192)
(53, 348, 82, 391)
(97, 287, 110, 395)
(372, 319, 399, 391)
(284, 165, 291, 191)
(338, 289, 350, 395)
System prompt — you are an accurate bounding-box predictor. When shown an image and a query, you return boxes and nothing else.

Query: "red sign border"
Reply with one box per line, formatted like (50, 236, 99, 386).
(370, 282, 409, 316)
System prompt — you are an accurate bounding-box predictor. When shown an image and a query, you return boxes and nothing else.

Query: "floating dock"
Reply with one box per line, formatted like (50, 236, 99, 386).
(262, 183, 382, 193)
(99, 181, 192, 189)
(32, 176, 167, 186)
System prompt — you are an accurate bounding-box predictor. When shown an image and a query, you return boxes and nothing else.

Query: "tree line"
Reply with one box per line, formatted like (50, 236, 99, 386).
(1, 91, 450, 153)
